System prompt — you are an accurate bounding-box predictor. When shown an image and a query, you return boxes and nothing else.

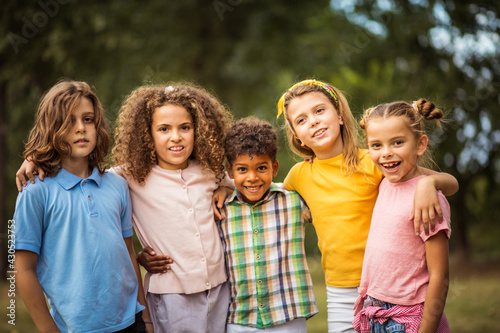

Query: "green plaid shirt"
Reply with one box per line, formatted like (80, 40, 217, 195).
(217, 183, 318, 328)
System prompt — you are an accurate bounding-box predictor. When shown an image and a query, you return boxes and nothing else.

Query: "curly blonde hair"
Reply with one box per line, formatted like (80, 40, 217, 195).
(24, 80, 109, 176)
(112, 83, 233, 184)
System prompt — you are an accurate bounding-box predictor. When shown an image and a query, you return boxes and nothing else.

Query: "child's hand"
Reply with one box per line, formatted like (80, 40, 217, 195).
(410, 176, 443, 235)
(212, 186, 232, 220)
(137, 247, 173, 274)
(16, 159, 44, 192)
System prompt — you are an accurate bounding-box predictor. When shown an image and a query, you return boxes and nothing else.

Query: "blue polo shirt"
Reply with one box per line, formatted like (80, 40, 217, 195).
(14, 167, 144, 333)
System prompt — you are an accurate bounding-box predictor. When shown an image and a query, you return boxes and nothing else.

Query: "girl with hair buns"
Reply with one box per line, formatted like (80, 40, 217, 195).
(353, 99, 451, 333)
(277, 80, 458, 332)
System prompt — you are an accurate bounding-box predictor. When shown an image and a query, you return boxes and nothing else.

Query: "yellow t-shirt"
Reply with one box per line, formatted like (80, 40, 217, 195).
(284, 149, 383, 288)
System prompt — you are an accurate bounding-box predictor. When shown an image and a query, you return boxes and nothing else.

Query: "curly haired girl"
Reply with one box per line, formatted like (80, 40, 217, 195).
(15, 82, 234, 332)
(110, 83, 233, 332)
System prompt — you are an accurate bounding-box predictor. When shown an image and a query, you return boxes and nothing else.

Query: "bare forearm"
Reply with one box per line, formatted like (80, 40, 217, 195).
(421, 169, 458, 196)
(419, 275, 448, 333)
(125, 238, 152, 323)
(17, 270, 60, 332)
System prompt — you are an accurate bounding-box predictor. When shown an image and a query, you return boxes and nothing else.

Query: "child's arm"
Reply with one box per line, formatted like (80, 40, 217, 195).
(124, 237, 154, 332)
(16, 250, 61, 333)
(137, 246, 173, 274)
(212, 186, 233, 220)
(419, 231, 449, 333)
(412, 170, 458, 235)
(15, 159, 44, 191)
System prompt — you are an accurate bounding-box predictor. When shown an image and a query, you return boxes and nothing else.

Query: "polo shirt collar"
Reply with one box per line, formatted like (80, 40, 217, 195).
(227, 182, 284, 206)
(55, 167, 102, 190)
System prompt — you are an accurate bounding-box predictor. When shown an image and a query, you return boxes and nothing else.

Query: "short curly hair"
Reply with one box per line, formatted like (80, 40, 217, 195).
(224, 117, 278, 165)
(112, 83, 233, 184)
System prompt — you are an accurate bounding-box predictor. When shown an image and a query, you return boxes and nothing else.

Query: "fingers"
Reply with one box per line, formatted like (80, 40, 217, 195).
(15, 171, 27, 192)
(143, 247, 156, 256)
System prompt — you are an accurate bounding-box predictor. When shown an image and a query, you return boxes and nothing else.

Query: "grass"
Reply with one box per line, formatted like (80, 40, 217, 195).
(2, 256, 499, 332)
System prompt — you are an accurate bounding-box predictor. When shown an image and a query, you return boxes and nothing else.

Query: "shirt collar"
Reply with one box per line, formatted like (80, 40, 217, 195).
(227, 182, 285, 206)
(55, 167, 102, 190)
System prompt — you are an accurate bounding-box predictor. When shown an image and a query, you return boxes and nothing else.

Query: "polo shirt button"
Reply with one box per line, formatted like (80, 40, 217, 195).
(82, 181, 85, 186)
(88, 196, 92, 201)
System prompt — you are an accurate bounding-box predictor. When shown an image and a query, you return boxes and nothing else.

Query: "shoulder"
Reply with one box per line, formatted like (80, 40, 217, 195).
(358, 149, 383, 179)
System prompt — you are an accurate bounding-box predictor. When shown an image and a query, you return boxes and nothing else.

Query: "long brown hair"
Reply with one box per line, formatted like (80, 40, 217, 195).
(23, 80, 109, 176)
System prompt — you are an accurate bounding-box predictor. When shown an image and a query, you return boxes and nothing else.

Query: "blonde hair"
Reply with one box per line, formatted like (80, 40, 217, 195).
(112, 83, 233, 184)
(278, 80, 361, 175)
(24, 80, 109, 176)
(359, 98, 444, 168)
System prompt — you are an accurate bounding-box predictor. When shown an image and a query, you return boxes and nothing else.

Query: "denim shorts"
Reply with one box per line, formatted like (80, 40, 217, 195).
(368, 297, 406, 333)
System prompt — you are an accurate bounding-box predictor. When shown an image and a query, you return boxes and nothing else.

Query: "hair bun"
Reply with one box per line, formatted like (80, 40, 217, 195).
(413, 99, 443, 121)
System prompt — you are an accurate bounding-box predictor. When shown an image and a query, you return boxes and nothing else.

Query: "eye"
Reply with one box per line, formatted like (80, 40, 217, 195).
(370, 143, 381, 149)
(181, 125, 192, 131)
(236, 167, 247, 172)
(159, 126, 169, 132)
(394, 140, 404, 146)
(316, 108, 325, 114)
(295, 117, 305, 125)
(257, 165, 268, 171)
(84, 117, 94, 123)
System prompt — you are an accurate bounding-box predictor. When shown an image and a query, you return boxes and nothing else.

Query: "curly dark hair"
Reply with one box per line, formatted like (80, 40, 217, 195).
(24, 80, 110, 176)
(112, 83, 233, 184)
(224, 117, 278, 165)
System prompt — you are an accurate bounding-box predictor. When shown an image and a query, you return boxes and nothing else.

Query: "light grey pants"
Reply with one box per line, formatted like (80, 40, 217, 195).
(146, 281, 230, 333)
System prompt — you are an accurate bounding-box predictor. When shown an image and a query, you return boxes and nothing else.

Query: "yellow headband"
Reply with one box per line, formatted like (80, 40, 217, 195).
(276, 79, 339, 119)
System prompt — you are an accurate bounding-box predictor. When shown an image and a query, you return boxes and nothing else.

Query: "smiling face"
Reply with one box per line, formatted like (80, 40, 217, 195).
(227, 153, 279, 205)
(286, 92, 344, 160)
(152, 104, 194, 170)
(366, 116, 428, 183)
(62, 97, 97, 173)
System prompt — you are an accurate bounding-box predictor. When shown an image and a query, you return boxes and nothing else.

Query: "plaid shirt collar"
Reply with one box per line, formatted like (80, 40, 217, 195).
(227, 182, 284, 206)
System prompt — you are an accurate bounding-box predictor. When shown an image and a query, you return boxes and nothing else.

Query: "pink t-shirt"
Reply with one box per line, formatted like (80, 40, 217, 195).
(358, 175, 451, 306)
(111, 161, 229, 295)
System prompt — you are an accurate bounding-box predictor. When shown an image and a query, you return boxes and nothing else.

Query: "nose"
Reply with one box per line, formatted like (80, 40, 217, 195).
(382, 146, 393, 158)
(171, 129, 181, 141)
(309, 114, 320, 127)
(247, 170, 259, 182)
(75, 119, 85, 133)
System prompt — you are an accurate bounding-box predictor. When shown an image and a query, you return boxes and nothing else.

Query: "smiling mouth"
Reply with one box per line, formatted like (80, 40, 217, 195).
(244, 185, 262, 193)
(312, 128, 326, 138)
(381, 161, 401, 171)
(169, 146, 184, 151)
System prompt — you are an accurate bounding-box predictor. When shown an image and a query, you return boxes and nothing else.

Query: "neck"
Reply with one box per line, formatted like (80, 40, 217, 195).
(61, 157, 92, 178)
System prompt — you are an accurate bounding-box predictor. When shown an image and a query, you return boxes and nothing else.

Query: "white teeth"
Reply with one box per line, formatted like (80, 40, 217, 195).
(169, 146, 183, 151)
(246, 186, 260, 190)
(313, 129, 326, 137)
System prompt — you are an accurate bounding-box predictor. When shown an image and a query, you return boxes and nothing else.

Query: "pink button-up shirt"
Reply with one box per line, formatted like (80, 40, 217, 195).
(112, 161, 229, 294)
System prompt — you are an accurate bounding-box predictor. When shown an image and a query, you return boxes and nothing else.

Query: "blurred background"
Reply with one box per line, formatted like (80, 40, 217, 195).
(1, 0, 499, 332)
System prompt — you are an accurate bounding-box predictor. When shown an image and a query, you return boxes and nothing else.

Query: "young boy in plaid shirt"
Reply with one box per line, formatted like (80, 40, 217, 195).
(218, 117, 317, 332)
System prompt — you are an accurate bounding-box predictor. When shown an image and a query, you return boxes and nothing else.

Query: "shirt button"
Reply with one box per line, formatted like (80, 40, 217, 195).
(253, 229, 258, 234)
(258, 280, 262, 284)
(183, 185, 186, 189)
(88, 196, 92, 201)
(189, 208, 193, 212)
(259, 304, 264, 308)
(82, 181, 85, 186)
(201, 257, 206, 262)
(206, 282, 210, 287)
(195, 233, 200, 237)
(256, 255, 260, 260)
(252, 207, 256, 210)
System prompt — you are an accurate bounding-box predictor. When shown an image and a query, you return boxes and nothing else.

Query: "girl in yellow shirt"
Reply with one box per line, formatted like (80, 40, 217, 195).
(277, 79, 458, 333)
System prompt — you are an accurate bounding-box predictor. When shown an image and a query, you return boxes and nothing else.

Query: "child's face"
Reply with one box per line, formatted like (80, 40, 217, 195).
(227, 153, 279, 205)
(286, 92, 344, 160)
(366, 116, 428, 183)
(62, 97, 97, 166)
(152, 104, 194, 170)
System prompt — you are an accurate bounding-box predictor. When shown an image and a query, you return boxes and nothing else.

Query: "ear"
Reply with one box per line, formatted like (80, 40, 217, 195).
(417, 135, 428, 156)
(226, 162, 234, 179)
(339, 116, 344, 125)
(272, 160, 279, 177)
